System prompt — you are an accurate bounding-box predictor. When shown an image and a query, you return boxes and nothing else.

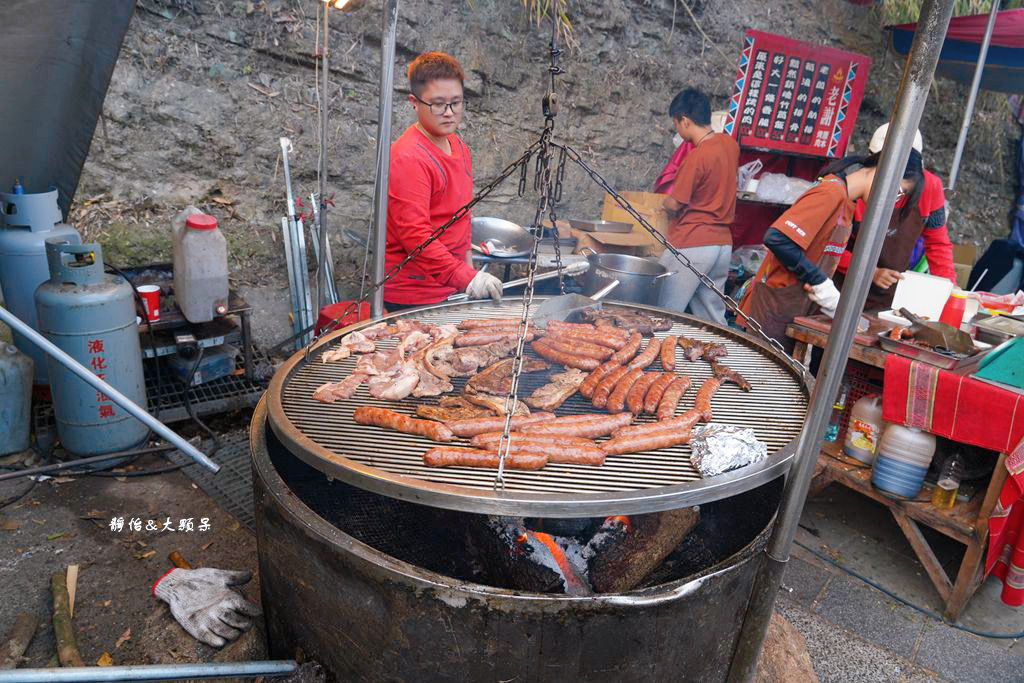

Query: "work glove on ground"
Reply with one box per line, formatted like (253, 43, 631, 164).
(153, 567, 261, 648)
(805, 278, 841, 318)
(466, 270, 503, 302)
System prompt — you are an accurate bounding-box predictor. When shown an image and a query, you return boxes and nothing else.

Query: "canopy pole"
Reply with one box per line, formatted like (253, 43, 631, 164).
(370, 0, 399, 318)
(726, 1, 955, 679)
(948, 0, 1001, 192)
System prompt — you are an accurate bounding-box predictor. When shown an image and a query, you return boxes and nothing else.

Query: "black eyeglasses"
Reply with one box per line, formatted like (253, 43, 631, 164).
(413, 94, 465, 116)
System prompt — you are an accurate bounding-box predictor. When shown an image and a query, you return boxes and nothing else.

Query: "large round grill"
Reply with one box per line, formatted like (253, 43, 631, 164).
(266, 299, 811, 516)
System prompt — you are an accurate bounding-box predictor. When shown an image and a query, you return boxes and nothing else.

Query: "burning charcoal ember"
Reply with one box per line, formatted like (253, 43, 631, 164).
(468, 517, 591, 595)
(585, 507, 700, 593)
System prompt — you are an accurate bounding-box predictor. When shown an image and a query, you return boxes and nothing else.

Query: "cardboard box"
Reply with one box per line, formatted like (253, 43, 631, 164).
(954, 263, 972, 289)
(952, 243, 978, 289)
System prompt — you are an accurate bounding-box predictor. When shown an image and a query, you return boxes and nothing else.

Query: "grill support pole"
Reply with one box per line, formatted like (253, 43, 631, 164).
(0, 660, 296, 682)
(947, 0, 1001, 192)
(370, 0, 399, 318)
(0, 304, 220, 473)
(727, 1, 955, 679)
(316, 0, 330, 311)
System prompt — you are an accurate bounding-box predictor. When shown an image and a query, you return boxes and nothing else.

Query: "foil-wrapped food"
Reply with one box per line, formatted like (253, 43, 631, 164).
(691, 424, 768, 477)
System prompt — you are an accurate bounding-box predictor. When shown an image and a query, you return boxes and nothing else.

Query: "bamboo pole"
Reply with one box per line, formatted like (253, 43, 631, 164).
(50, 572, 83, 668)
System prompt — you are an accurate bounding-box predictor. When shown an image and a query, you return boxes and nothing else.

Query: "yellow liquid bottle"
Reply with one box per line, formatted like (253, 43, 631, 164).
(931, 479, 959, 510)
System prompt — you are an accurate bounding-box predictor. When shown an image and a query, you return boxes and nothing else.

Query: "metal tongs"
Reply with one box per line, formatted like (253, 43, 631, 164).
(898, 307, 975, 354)
(446, 260, 589, 302)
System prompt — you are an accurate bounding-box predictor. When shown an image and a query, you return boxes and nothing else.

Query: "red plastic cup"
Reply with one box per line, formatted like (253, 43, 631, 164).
(137, 285, 161, 322)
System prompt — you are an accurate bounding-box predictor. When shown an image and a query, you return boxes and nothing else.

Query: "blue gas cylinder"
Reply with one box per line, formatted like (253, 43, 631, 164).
(0, 188, 81, 383)
(0, 341, 33, 455)
(34, 239, 147, 455)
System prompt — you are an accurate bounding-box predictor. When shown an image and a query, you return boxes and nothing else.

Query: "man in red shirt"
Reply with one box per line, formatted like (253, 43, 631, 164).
(383, 52, 502, 310)
(658, 88, 739, 324)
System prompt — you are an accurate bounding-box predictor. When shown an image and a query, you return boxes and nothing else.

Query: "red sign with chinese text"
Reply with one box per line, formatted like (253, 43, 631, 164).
(723, 30, 872, 158)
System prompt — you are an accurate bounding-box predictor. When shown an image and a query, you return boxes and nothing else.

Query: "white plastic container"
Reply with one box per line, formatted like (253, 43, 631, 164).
(173, 209, 228, 323)
(871, 425, 937, 498)
(844, 395, 884, 464)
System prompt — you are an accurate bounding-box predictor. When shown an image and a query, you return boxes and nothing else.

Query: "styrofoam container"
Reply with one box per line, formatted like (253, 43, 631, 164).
(878, 271, 955, 325)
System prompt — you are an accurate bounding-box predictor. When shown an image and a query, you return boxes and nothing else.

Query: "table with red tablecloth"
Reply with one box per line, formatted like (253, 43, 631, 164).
(883, 354, 1024, 607)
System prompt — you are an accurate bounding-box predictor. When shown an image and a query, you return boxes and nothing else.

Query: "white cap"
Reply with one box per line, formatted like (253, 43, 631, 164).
(868, 122, 923, 154)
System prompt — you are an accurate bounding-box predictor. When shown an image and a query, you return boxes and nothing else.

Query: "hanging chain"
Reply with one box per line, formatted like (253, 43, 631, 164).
(303, 141, 543, 360)
(495, 130, 555, 487)
(554, 142, 806, 375)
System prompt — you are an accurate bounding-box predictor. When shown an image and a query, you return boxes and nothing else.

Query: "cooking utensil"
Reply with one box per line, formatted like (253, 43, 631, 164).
(471, 217, 533, 258)
(877, 330, 983, 370)
(898, 307, 975, 354)
(579, 247, 674, 304)
(568, 218, 633, 234)
(446, 261, 589, 302)
(532, 278, 620, 325)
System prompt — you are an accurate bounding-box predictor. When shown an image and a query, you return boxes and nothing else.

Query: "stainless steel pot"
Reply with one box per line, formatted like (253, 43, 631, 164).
(580, 247, 674, 304)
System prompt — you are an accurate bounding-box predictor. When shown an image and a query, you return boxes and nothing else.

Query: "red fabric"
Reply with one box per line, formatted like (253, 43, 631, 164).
(654, 141, 694, 195)
(891, 9, 1024, 50)
(838, 171, 955, 282)
(383, 126, 477, 306)
(882, 354, 1024, 606)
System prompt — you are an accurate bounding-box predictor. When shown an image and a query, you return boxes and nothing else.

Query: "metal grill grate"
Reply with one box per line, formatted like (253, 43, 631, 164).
(267, 300, 810, 516)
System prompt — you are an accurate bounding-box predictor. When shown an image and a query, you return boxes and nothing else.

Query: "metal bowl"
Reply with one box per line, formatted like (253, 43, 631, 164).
(470, 217, 533, 258)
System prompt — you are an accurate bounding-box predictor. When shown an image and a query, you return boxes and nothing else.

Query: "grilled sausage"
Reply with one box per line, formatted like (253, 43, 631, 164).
(457, 318, 522, 330)
(625, 372, 660, 415)
(601, 429, 694, 455)
(519, 412, 633, 438)
(540, 335, 615, 361)
(548, 320, 629, 339)
(660, 335, 678, 371)
(531, 340, 601, 371)
(613, 409, 703, 438)
(353, 407, 454, 442)
(446, 412, 557, 438)
(469, 433, 605, 465)
(542, 325, 627, 350)
(610, 331, 643, 364)
(643, 372, 677, 414)
(424, 447, 548, 470)
(628, 337, 662, 370)
(656, 376, 692, 420)
(607, 368, 644, 413)
(455, 331, 534, 346)
(579, 361, 622, 399)
(694, 377, 722, 421)
(591, 366, 631, 409)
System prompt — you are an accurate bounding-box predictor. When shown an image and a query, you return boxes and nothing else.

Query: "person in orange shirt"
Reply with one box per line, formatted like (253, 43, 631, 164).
(658, 88, 740, 325)
(739, 150, 923, 349)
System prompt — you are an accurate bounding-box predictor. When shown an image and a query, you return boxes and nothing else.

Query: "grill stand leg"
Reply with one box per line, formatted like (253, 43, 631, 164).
(726, 1, 955, 679)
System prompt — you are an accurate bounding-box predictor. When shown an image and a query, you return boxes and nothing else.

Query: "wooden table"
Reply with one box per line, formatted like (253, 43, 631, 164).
(788, 321, 1009, 619)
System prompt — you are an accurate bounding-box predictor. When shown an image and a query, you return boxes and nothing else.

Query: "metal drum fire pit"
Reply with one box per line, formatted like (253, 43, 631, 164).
(256, 299, 811, 680)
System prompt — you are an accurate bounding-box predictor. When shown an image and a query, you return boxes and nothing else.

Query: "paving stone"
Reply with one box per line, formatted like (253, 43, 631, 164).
(814, 575, 926, 658)
(779, 599, 910, 683)
(915, 622, 1024, 683)
(781, 556, 832, 606)
(898, 665, 948, 682)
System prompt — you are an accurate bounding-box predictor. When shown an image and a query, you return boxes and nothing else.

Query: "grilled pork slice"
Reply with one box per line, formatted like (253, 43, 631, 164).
(416, 396, 494, 422)
(465, 357, 549, 396)
(524, 369, 587, 411)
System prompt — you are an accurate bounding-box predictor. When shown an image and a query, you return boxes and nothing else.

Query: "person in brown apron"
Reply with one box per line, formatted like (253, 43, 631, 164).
(739, 151, 924, 351)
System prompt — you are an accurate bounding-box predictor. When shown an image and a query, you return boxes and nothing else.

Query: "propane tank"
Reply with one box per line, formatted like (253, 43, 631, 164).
(0, 188, 81, 383)
(35, 239, 147, 455)
(0, 342, 33, 456)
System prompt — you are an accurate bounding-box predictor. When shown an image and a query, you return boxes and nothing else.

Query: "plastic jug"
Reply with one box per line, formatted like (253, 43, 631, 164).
(173, 209, 228, 323)
(871, 425, 937, 498)
(844, 395, 884, 464)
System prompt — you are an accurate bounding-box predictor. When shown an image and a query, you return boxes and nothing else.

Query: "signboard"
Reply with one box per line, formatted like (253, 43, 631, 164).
(723, 30, 872, 158)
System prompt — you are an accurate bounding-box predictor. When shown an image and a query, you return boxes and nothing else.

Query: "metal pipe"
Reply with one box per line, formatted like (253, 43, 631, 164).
(727, 1, 955, 679)
(948, 0, 1001, 192)
(0, 305, 220, 473)
(370, 0, 399, 318)
(317, 0, 331, 310)
(0, 660, 296, 682)
(0, 444, 177, 482)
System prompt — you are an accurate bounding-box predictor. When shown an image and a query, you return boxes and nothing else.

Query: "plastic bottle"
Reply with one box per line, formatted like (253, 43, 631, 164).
(844, 394, 883, 464)
(173, 210, 229, 323)
(871, 425, 937, 498)
(931, 452, 964, 510)
(939, 289, 967, 329)
(824, 381, 849, 442)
